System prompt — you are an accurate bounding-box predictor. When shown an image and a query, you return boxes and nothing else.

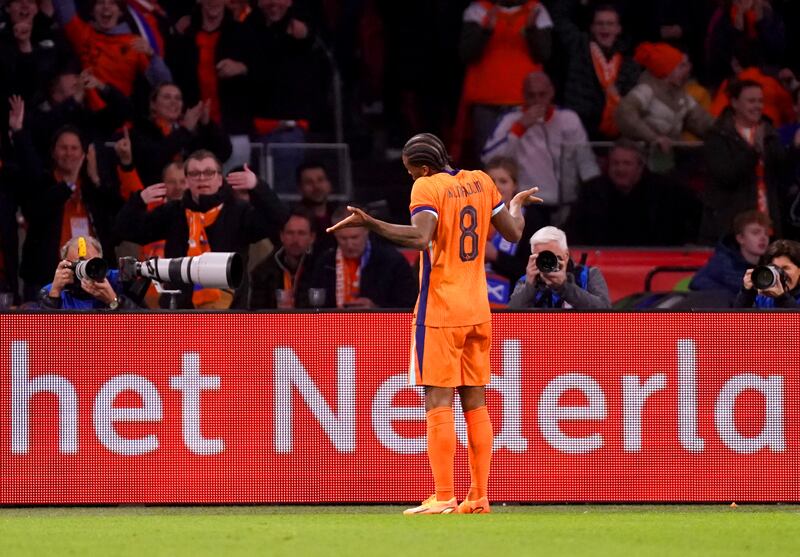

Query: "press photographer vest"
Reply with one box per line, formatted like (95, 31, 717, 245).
(754, 291, 800, 308)
(514, 264, 591, 308)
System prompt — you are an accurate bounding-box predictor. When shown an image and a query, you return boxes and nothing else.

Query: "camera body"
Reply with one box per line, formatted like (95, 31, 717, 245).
(535, 250, 560, 273)
(751, 264, 787, 290)
(68, 257, 108, 282)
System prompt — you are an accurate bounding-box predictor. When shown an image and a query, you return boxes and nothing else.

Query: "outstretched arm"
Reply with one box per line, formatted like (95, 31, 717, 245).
(327, 207, 438, 251)
(491, 187, 542, 243)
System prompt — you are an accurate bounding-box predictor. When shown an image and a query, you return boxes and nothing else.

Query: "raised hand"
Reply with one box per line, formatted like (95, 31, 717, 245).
(140, 182, 167, 204)
(227, 163, 257, 190)
(8, 95, 24, 132)
(182, 101, 203, 132)
(114, 127, 133, 166)
(511, 187, 543, 209)
(86, 144, 101, 186)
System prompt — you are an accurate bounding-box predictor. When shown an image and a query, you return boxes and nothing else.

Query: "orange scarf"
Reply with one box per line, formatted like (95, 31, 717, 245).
(737, 125, 769, 217)
(185, 204, 223, 306)
(335, 241, 371, 308)
(590, 42, 622, 137)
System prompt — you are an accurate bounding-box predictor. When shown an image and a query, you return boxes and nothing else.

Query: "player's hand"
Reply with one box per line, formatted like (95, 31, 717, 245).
(743, 268, 754, 290)
(81, 277, 117, 305)
(227, 163, 257, 190)
(50, 259, 75, 296)
(511, 187, 543, 210)
(326, 206, 372, 233)
(140, 182, 167, 204)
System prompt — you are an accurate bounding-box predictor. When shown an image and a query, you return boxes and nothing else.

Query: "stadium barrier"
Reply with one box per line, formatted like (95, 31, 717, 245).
(1, 311, 798, 504)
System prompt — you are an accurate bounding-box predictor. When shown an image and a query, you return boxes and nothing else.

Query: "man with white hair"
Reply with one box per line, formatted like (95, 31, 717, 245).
(508, 226, 611, 309)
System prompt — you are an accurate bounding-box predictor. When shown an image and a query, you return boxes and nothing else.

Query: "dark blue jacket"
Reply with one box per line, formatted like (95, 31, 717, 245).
(39, 270, 138, 309)
(689, 235, 752, 296)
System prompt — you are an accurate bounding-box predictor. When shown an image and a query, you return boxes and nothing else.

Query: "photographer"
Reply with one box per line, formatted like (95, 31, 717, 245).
(734, 239, 800, 309)
(508, 226, 611, 309)
(39, 236, 141, 310)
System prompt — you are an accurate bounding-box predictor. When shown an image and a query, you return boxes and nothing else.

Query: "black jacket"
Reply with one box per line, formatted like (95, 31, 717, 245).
(10, 129, 122, 288)
(244, 8, 326, 123)
(309, 240, 418, 309)
(701, 109, 793, 244)
(114, 182, 288, 308)
(127, 117, 232, 186)
(569, 171, 701, 246)
(167, 8, 254, 134)
(550, 0, 640, 139)
(249, 247, 317, 309)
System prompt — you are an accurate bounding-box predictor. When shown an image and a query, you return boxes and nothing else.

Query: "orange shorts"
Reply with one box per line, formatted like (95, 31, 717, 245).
(408, 321, 492, 387)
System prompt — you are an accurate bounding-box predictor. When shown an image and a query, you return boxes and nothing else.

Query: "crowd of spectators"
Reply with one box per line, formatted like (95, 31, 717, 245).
(2, 0, 800, 310)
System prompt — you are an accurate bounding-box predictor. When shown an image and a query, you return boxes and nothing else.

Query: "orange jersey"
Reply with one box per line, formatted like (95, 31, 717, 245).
(409, 169, 503, 327)
(64, 16, 149, 99)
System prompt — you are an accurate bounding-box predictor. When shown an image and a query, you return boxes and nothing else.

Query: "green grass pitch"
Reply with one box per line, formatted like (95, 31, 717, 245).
(2, 505, 800, 556)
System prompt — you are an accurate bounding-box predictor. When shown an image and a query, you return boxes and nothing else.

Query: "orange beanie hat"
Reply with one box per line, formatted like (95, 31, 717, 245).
(634, 42, 685, 79)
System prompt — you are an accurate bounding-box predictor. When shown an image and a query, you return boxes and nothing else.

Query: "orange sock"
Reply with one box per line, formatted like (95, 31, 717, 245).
(464, 406, 493, 500)
(426, 406, 456, 501)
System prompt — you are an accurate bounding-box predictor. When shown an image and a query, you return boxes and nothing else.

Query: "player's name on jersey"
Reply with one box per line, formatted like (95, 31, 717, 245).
(446, 180, 484, 199)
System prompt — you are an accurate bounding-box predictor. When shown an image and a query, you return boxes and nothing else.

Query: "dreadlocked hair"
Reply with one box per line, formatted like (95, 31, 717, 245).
(402, 133, 451, 172)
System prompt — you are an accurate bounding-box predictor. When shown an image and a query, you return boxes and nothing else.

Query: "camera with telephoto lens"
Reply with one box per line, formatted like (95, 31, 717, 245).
(535, 250, 560, 273)
(118, 252, 244, 289)
(68, 257, 108, 282)
(751, 264, 788, 290)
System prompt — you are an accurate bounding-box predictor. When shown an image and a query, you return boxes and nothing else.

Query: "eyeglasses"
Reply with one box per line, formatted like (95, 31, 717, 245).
(186, 169, 219, 179)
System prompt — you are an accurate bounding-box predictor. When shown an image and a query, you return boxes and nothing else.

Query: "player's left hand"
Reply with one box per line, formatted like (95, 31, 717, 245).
(326, 206, 371, 233)
(512, 187, 543, 209)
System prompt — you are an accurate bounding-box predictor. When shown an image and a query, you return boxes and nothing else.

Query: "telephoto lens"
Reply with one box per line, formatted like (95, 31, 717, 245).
(535, 250, 560, 273)
(751, 265, 786, 290)
(70, 258, 108, 282)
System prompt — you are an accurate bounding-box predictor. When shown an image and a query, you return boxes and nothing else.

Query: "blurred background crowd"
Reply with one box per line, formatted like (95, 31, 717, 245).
(2, 0, 800, 310)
